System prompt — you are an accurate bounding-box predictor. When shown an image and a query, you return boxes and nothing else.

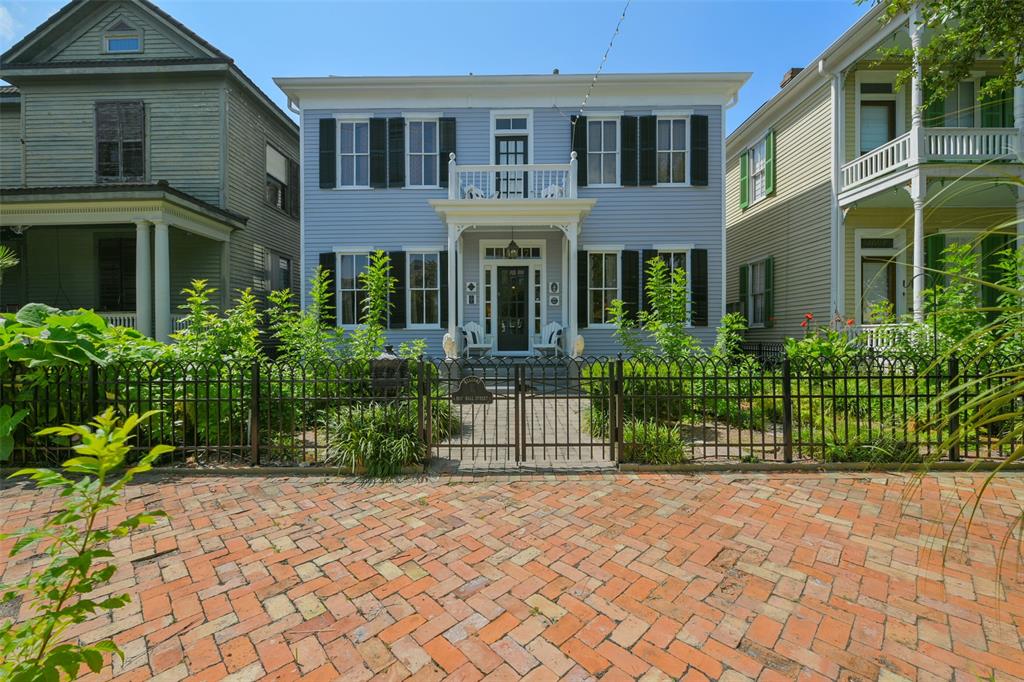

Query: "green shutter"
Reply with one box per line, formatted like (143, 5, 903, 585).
(764, 257, 775, 328)
(738, 264, 749, 320)
(923, 85, 946, 127)
(925, 233, 946, 288)
(764, 130, 776, 196)
(739, 151, 749, 209)
(981, 233, 1011, 319)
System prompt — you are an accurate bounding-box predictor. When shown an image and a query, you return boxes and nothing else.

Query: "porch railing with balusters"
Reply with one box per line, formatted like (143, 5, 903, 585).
(447, 153, 578, 200)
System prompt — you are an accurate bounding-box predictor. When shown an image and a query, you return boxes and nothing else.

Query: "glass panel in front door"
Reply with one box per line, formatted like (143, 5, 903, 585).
(496, 135, 527, 198)
(861, 256, 896, 322)
(497, 266, 529, 351)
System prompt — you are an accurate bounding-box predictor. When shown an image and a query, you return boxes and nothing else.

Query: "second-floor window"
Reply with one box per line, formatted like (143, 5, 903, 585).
(407, 120, 438, 187)
(339, 121, 370, 187)
(656, 117, 687, 184)
(96, 101, 144, 182)
(265, 144, 299, 217)
(748, 137, 767, 204)
(587, 119, 618, 185)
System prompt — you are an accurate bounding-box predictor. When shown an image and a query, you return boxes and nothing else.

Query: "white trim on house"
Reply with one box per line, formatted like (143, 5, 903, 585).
(655, 114, 691, 187)
(335, 118, 370, 189)
(405, 117, 440, 189)
(585, 116, 621, 188)
(584, 249, 622, 329)
(405, 250, 443, 329)
(853, 70, 905, 158)
(853, 228, 908, 322)
(743, 257, 771, 328)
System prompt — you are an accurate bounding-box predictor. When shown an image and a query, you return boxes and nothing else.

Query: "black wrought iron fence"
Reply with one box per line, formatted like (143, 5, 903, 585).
(1, 353, 1018, 468)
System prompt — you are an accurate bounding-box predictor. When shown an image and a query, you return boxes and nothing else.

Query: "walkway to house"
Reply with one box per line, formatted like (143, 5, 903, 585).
(2, 472, 1022, 681)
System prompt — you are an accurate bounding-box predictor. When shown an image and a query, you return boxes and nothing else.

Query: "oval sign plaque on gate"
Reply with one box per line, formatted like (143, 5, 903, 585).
(451, 376, 494, 404)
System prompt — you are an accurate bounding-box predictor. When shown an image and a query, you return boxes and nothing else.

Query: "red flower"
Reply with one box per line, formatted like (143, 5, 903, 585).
(804, 312, 814, 320)
(800, 320, 808, 328)
(846, 319, 855, 326)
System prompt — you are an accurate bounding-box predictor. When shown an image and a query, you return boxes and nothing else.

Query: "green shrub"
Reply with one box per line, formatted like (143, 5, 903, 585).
(621, 419, 690, 465)
(821, 429, 921, 464)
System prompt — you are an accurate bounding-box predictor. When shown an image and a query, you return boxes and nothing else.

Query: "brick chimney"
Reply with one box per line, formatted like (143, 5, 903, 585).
(780, 67, 804, 89)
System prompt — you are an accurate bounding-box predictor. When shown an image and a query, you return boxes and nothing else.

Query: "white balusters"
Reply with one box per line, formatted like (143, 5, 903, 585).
(449, 158, 575, 200)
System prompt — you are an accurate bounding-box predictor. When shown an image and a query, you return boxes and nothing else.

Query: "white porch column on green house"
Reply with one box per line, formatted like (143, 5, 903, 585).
(154, 222, 171, 342)
(134, 220, 152, 337)
(447, 224, 458, 339)
(567, 225, 578, 353)
(910, 178, 925, 322)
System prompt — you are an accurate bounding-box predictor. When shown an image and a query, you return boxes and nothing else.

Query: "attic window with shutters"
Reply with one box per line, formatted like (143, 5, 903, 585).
(96, 101, 145, 182)
(103, 20, 142, 53)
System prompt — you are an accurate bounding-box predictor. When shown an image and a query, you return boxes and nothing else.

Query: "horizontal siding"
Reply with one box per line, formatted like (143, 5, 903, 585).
(0, 105, 21, 186)
(225, 85, 300, 302)
(21, 78, 223, 203)
(47, 2, 202, 62)
(7, 225, 218, 311)
(725, 83, 833, 342)
(301, 105, 726, 355)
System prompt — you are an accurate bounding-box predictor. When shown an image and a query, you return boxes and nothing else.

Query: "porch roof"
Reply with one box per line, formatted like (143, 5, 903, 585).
(0, 182, 246, 241)
(428, 198, 597, 229)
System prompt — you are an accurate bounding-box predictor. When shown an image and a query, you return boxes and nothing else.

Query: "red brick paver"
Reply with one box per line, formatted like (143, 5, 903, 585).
(2, 472, 1023, 681)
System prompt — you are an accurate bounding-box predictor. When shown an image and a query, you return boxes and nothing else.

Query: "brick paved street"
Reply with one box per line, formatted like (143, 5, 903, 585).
(2, 472, 1023, 681)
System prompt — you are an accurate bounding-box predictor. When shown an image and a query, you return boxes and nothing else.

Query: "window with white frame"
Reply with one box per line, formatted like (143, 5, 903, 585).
(748, 259, 768, 327)
(588, 252, 619, 325)
(587, 118, 618, 185)
(339, 121, 369, 187)
(656, 117, 687, 184)
(337, 253, 369, 326)
(408, 252, 440, 326)
(407, 120, 438, 187)
(659, 250, 689, 277)
(494, 116, 528, 132)
(748, 137, 767, 204)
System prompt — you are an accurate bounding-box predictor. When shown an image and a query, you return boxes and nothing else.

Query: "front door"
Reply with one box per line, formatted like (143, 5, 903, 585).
(497, 266, 529, 352)
(861, 256, 897, 321)
(495, 135, 528, 198)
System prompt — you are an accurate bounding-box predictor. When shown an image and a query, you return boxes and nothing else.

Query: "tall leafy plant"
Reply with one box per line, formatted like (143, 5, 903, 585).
(267, 266, 345, 364)
(0, 410, 170, 681)
(608, 256, 701, 359)
(349, 251, 394, 361)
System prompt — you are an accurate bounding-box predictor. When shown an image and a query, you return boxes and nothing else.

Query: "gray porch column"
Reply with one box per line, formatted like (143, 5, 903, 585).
(134, 220, 152, 337)
(154, 222, 171, 342)
(447, 224, 458, 339)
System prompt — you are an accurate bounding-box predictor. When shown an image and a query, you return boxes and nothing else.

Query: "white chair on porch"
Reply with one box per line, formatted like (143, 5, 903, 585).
(533, 322, 564, 357)
(459, 321, 492, 358)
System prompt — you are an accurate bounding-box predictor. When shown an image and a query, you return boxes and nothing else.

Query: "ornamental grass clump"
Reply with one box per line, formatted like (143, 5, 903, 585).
(0, 410, 170, 681)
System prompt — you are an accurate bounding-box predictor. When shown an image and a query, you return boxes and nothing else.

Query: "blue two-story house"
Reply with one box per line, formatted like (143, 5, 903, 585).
(276, 73, 749, 355)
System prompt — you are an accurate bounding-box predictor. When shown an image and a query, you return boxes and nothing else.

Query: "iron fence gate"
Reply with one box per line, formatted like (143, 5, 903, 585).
(427, 357, 620, 469)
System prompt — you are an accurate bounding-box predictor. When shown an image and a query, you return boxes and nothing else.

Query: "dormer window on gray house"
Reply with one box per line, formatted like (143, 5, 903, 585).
(103, 20, 142, 53)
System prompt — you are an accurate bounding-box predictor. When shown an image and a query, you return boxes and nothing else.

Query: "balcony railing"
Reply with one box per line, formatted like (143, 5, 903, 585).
(98, 311, 189, 333)
(840, 127, 1020, 191)
(447, 153, 578, 200)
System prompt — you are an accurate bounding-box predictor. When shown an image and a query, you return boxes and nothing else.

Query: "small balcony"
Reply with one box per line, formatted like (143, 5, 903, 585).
(841, 127, 1021, 191)
(98, 311, 190, 333)
(447, 153, 578, 200)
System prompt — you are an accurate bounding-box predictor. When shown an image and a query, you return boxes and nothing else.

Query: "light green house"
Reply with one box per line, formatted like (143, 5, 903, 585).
(0, 0, 299, 341)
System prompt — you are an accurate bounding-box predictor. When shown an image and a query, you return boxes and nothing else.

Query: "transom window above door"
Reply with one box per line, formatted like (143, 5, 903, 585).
(587, 119, 618, 185)
(495, 116, 528, 131)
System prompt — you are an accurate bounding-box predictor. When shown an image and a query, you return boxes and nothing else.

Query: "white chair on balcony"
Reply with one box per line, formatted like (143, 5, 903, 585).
(540, 184, 565, 199)
(534, 322, 564, 357)
(459, 321, 492, 358)
(463, 185, 488, 200)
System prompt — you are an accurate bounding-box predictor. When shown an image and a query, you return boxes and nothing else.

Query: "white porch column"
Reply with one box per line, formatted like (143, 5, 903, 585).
(908, 6, 924, 164)
(910, 178, 926, 322)
(447, 224, 458, 338)
(153, 222, 171, 342)
(567, 225, 579, 353)
(220, 240, 231, 311)
(134, 220, 152, 337)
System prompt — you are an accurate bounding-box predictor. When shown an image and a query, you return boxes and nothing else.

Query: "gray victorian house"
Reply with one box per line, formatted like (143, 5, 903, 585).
(0, 0, 299, 341)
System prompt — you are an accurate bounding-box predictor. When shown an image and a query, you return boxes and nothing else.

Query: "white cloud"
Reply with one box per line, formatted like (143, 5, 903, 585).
(0, 6, 18, 45)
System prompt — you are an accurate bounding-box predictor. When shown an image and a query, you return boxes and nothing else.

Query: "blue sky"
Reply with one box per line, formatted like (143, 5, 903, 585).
(0, 0, 871, 133)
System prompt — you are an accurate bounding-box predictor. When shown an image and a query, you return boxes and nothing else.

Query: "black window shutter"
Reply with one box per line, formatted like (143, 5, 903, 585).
(638, 115, 657, 186)
(570, 115, 588, 187)
(621, 250, 640, 319)
(318, 252, 338, 326)
(690, 114, 709, 187)
(690, 249, 708, 326)
(287, 159, 300, 218)
(439, 117, 457, 187)
(388, 117, 405, 188)
(388, 251, 406, 328)
(439, 251, 449, 327)
(369, 119, 388, 188)
(577, 251, 589, 328)
(318, 118, 336, 189)
(640, 248, 658, 311)
(621, 116, 638, 187)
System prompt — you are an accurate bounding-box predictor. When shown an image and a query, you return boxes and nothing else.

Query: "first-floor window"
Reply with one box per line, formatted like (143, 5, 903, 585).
(337, 253, 369, 326)
(409, 252, 440, 326)
(748, 259, 767, 326)
(659, 250, 689, 276)
(271, 253, 291, 292)
(588, 252, 619, 325)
